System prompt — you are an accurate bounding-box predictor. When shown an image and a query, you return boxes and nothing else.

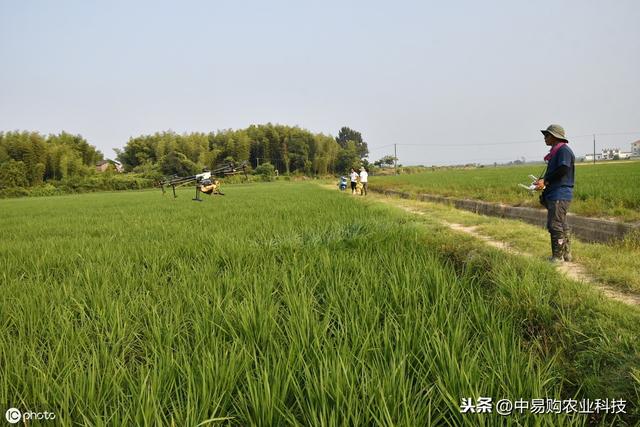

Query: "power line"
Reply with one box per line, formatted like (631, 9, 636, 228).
(367, 144, 395, 153)
(367, 131, 640, 151)
(366, 131, 640, 166)
(397, 140, 538, 147)
(369, 139, 537, 150)
(574, 131, 640, 138)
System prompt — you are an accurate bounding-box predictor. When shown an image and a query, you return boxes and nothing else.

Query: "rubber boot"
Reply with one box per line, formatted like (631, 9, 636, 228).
(563, 233, 572, 262)
(548, 236, 564, 263)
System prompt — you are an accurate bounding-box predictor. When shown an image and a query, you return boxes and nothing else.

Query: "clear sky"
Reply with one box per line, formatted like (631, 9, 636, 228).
(1, 0, 639, 166)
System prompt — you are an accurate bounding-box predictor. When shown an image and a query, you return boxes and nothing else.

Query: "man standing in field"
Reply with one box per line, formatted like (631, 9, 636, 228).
(536, 124, 575, 262)
(359, 167, 368, 196)
(350, 168, 358, 194)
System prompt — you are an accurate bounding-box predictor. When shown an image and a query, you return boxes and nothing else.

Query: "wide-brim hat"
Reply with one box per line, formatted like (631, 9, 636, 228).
(541, 124, 568, 142)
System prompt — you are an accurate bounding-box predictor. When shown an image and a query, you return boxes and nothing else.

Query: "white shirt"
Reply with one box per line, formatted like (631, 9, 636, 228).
(350, 171, 358, 182)
(359, 170, 368, 183)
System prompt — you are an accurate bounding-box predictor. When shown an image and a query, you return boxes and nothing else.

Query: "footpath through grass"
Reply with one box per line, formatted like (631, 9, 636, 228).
(1, 183, 639, 425)
(373, 194, 640, 295)
(370, 161, 640, 222)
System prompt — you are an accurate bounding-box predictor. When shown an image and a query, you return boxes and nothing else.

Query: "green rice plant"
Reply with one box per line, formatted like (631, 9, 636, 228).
(0, 183, 638, 425)
(379, 195, 640, 293)
(370, 161, 640, 221)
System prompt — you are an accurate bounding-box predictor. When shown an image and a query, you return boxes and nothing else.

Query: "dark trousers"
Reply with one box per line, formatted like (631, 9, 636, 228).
(545, 200, 571, 241)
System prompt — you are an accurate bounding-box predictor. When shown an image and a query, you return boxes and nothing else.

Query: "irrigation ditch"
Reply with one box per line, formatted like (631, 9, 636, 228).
(371, 188, 639, 244)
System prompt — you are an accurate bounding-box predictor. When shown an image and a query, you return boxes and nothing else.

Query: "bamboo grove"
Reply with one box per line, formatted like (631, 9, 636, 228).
(0, 125, 369, 197)
(115, 124, 369, 177)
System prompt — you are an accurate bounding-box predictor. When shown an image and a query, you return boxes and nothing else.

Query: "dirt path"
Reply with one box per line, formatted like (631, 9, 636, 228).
(444, 220, 640, 306)
(386, 201, 640, 307)
(321, 184, 640, 307)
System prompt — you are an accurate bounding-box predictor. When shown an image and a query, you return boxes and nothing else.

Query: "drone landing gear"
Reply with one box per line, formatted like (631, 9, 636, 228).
(193, 186, 203, 202)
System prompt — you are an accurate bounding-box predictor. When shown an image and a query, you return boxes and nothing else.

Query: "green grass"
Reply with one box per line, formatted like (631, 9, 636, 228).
(376, 196, 640, 294)
(370, 161, 640, 222)
(1, 183, 639, 425)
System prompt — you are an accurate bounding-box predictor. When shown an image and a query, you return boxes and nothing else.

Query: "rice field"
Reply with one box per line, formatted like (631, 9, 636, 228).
(371, 161, 640, 222)
(1, 183, 639, 426)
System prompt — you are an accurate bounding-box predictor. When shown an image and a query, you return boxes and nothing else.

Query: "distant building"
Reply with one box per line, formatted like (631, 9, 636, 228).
(584, 153, 603, 162)
(601, 148, 619, 160)
(584, 147, 633, 162)
(96, 160, 110, 172)
(96, 159, 123, 173)
(600, 148, 632, 160)
(632, 140, 640, 157)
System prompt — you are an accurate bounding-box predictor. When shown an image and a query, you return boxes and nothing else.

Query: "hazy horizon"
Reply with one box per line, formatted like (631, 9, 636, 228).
(2, 0, 639, 166)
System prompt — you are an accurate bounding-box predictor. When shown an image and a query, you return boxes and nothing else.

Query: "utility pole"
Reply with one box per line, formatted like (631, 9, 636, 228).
(394, 143, 398, 175)
(593, 134, 596, 164)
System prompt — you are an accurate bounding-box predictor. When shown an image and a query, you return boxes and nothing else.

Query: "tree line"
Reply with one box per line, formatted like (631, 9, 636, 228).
(115, 124, 369, 177)
(0, 130, 156, 197)
(0, 125, 370, 196)
(0, 131, 103, 188)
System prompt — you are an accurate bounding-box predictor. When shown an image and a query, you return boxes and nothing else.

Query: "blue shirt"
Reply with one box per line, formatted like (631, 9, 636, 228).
(543, 144, 575, 201)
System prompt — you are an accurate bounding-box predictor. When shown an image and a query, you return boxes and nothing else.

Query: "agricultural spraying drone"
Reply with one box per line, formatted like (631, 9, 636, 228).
(158, 161, 248, 201)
